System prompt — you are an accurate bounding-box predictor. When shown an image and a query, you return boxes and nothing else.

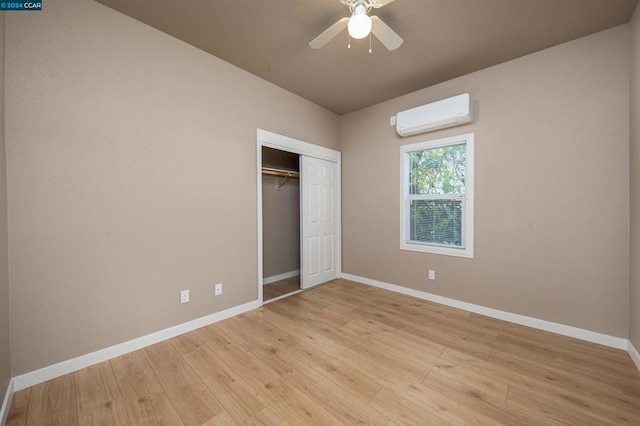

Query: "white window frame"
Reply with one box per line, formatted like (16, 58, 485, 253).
(400, 133, 474, 258)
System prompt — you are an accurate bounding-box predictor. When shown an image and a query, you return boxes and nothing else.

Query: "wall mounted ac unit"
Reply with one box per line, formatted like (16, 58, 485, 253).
(395, 93, 473, 137)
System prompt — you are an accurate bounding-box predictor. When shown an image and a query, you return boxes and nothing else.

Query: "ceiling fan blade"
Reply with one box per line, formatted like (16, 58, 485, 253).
(371, 0, 396, 8)
(309, 17, 349, 49)
(371, 16, 403, 51)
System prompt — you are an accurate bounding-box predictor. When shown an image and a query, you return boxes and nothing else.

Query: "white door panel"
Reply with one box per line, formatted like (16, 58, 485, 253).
(302, 156, 338, 289)
(323, 234, 334, 273)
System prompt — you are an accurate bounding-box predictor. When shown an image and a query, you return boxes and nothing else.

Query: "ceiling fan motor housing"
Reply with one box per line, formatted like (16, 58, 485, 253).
(342, 0, 392, 11)
(349, 0, 372, 13)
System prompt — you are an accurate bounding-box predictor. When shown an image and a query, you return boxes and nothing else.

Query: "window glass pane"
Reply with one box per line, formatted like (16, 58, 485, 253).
(409, 199, 463, 246)
(408, 144, 466, 195)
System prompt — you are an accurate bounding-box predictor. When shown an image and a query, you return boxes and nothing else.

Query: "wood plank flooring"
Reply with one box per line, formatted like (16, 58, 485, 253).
(263, 276, 300, 302)
(7, 279, 640, 425)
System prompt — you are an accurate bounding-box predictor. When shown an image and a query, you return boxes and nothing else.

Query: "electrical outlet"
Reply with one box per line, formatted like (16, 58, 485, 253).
(180, 290, 190, 304)
(215, 283, 223, 296)
(428, 270, 436, 280)
(390, 115, 396, 126)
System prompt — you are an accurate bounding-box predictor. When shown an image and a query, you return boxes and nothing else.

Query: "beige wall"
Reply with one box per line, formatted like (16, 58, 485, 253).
(262, 176, 300, 279)
(0, 12, 11, 394)
(5, 0, 338, 375)
(341, 25, 630, 337)
(630, 4, 640, 349)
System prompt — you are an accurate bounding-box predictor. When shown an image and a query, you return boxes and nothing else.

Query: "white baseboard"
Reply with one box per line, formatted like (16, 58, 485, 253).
(0, 378, 14, 426)
(341, 273, 628, 351)
(13, 299, 261, 391)
(263, 269, 300, 285)
(628, 341, 640, 372)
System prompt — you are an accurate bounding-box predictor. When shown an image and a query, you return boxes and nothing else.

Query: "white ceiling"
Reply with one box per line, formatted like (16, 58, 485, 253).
(95, 0, 638, 115)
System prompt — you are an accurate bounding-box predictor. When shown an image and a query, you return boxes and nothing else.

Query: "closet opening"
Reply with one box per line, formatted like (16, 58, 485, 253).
(257, 129, 342, 304)
(261, 146, 301, 302)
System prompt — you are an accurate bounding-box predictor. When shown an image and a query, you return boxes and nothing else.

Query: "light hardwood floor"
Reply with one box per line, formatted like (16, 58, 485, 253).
(263, 276, 300, 302)
(7, 279, 640, 425)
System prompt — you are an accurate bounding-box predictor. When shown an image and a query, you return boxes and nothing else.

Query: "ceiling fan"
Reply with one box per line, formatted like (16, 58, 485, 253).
(309, 0, 403, 51)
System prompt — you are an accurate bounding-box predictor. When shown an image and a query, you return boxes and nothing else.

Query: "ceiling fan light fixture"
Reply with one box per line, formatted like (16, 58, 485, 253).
(309, 0, 402, 51)
(347, 4, 372, 39)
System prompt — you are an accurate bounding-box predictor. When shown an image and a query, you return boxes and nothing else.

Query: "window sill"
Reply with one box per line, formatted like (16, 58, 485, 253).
(400, 242, 474, 258)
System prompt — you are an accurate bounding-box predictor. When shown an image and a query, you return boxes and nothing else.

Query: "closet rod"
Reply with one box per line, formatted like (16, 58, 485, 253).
(261, 167, 300, 179)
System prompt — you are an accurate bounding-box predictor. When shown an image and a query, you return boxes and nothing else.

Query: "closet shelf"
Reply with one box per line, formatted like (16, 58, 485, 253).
(261, 167, 300, 179)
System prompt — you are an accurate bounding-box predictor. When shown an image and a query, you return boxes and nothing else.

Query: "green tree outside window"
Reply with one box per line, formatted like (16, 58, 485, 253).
(408, 144, 466, 246)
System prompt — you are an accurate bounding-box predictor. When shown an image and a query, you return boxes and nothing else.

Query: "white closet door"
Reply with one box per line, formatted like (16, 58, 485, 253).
(301, 156, 338, 289)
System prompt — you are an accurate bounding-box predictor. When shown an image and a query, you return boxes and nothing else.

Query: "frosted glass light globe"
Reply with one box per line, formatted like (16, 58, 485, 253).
(348, 12, 372, 39)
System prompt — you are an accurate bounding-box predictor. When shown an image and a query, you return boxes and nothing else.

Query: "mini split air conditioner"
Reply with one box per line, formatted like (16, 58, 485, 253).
(395, 93, 473, 137)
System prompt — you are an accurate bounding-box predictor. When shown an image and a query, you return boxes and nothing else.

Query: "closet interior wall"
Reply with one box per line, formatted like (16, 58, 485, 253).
(261, 147, 300, 282)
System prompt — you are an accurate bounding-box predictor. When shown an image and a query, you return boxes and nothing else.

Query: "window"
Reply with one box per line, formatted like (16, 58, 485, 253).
(400, 133, 474, 258)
